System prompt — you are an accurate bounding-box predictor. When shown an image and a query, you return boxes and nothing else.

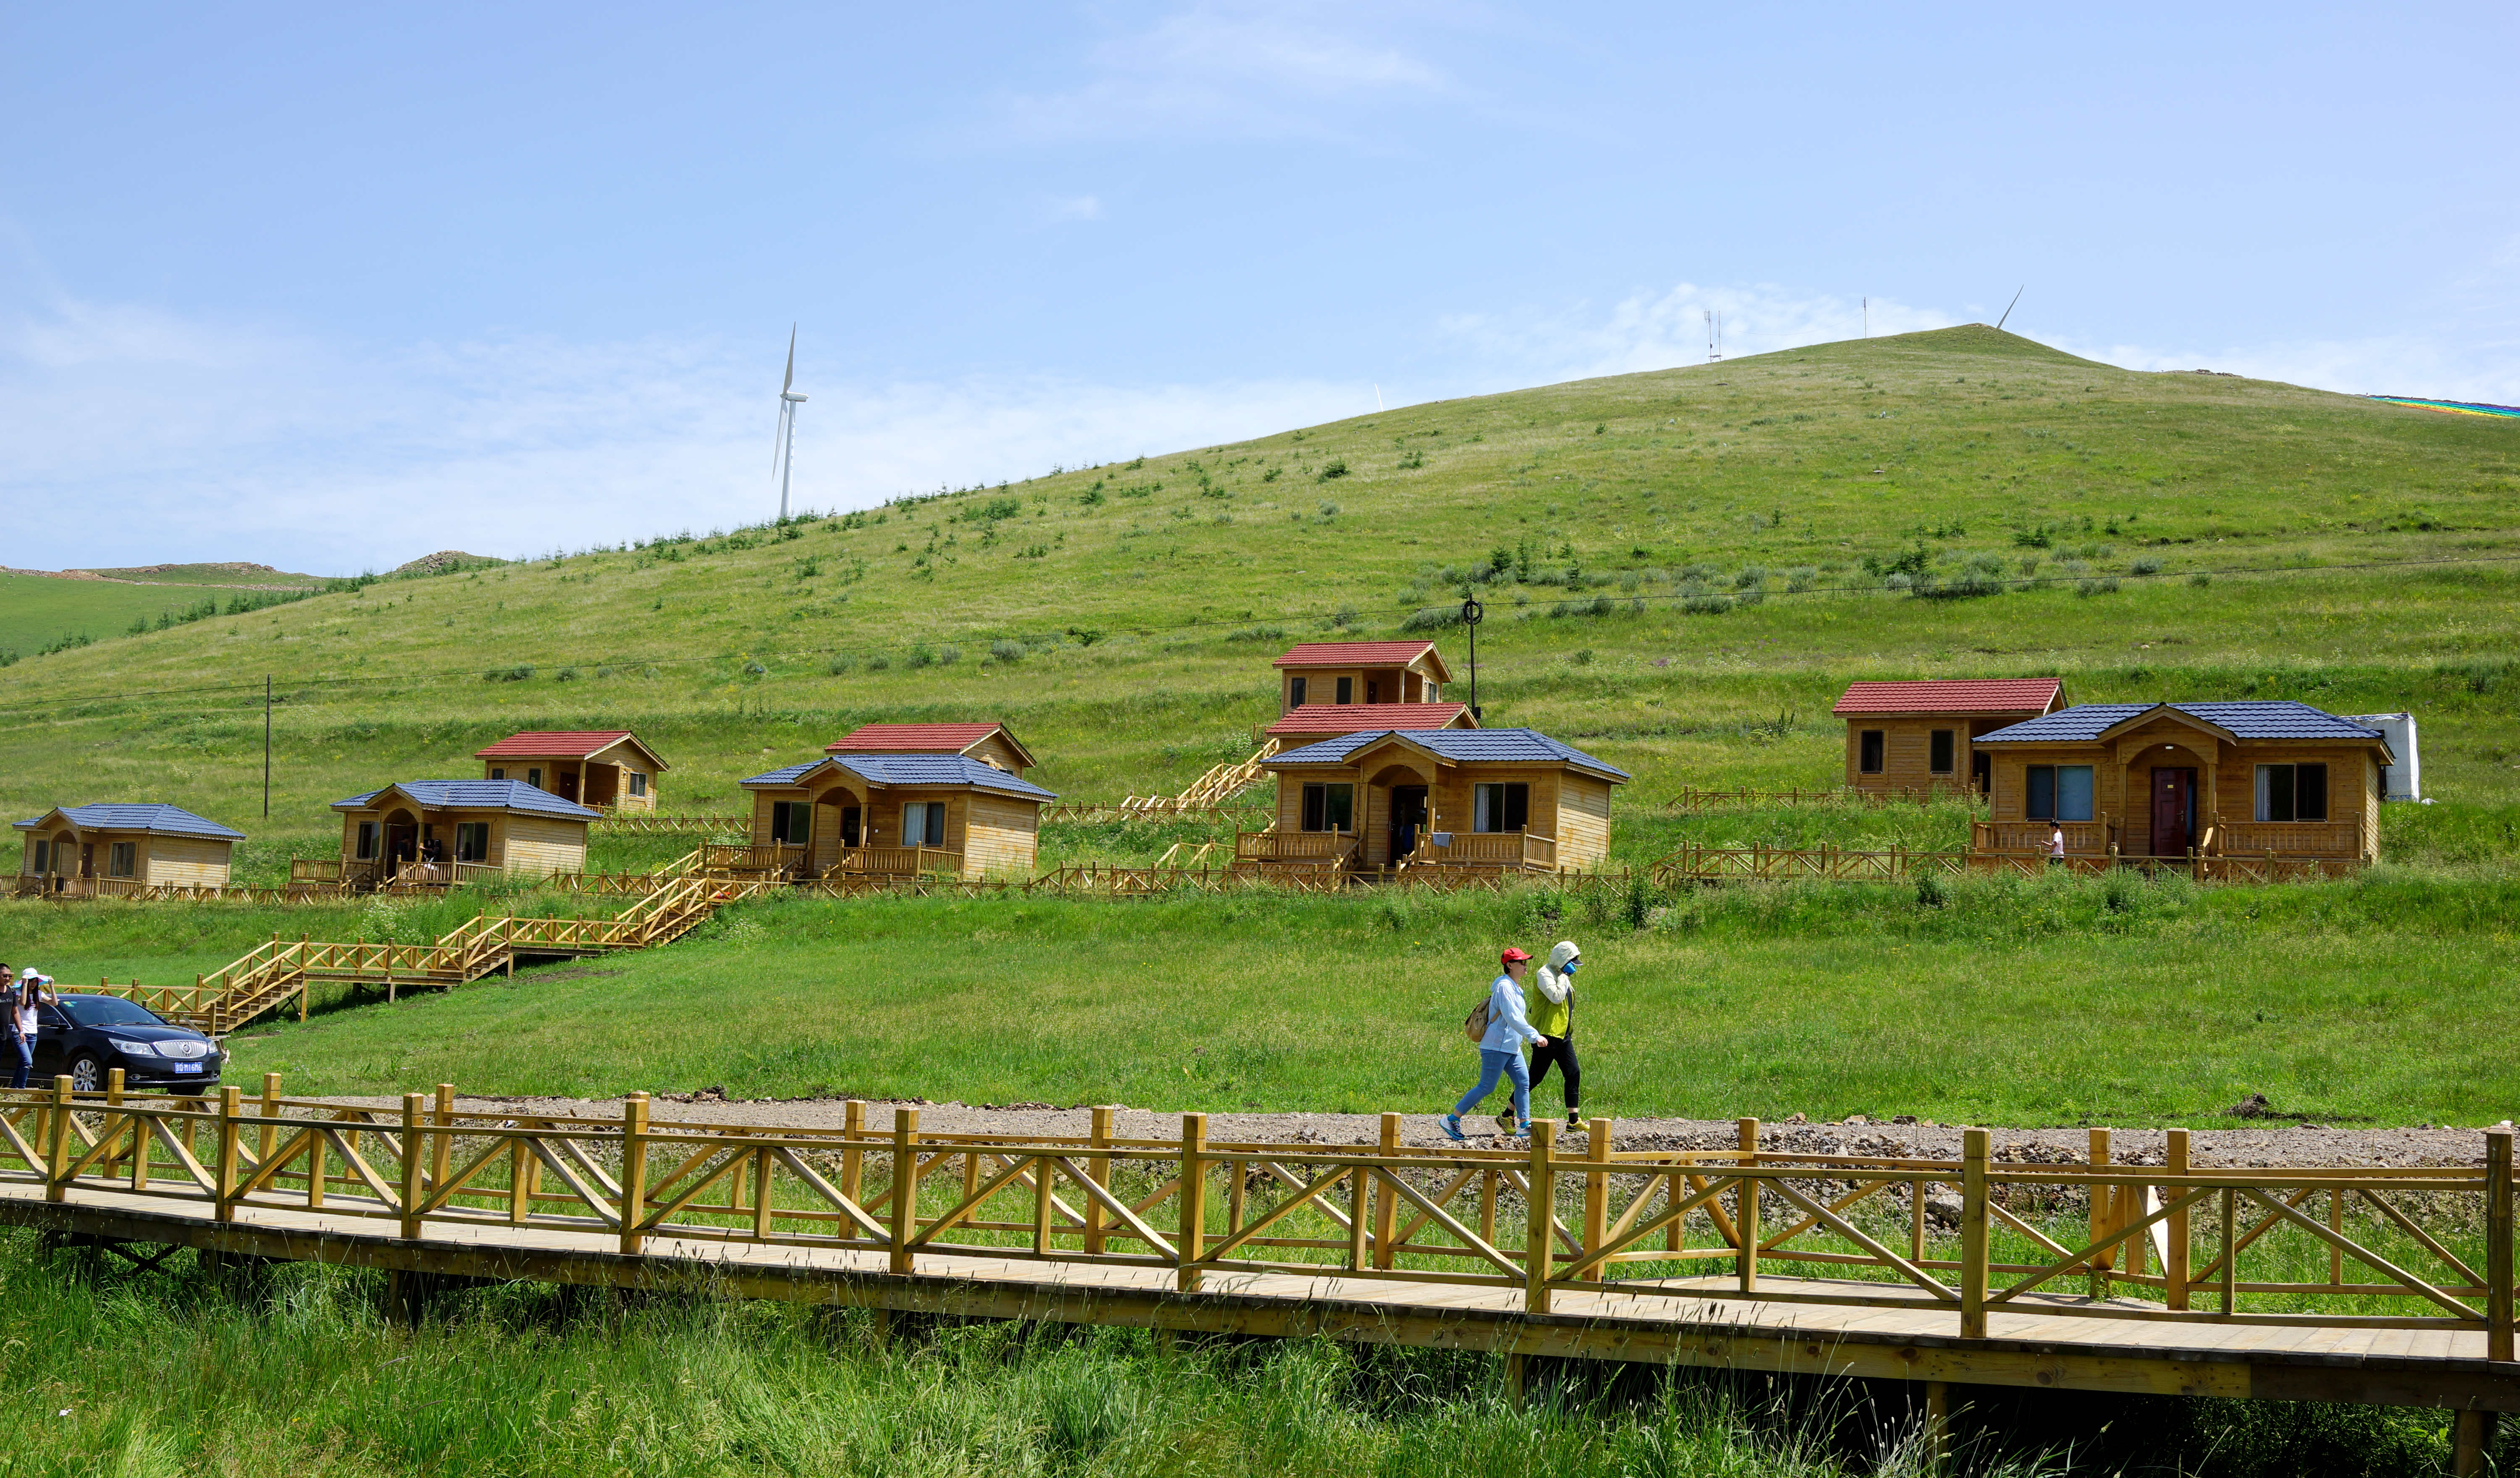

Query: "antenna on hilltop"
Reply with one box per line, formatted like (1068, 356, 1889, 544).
(771, 325, 809, 520)
(1863, 297, 1869, 338)
(1995, 286, 2024, 333)
(1706, 309, 1722, 363)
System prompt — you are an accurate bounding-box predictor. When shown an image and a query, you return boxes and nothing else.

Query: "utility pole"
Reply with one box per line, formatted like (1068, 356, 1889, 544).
(1459, 596, 1485, 724)
(263, 676, 272, 818)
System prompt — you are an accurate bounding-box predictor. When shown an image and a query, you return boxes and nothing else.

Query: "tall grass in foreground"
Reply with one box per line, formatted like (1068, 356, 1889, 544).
(0, 1231, 2482, 1477)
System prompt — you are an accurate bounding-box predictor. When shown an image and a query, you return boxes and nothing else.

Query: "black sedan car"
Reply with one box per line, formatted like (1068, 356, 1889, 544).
(32, 994, 223, 1093)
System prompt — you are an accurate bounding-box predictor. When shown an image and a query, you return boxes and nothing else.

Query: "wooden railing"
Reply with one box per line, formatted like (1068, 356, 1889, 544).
(1234, 830, 1357, 865)
(591, 813, 748, 837)
(1410, 831, 1557, 871)
(1667, 784, 1986, 811)
(699, 843, 807, 879)
(2219, 819, 2365, 859)
(1043, 803, 1268, 824)
(822, 846, 964, 878)
(1654, 843, 1973, 885)
(3, 1087, 2507, 1359)
(1972, 820, 2111, 854)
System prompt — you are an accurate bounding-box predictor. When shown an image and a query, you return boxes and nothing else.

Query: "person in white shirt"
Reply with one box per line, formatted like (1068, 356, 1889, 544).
(1443, 948, 1547, 1140)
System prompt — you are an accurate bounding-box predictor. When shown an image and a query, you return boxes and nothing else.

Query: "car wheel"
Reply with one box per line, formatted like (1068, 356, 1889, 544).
(67, 1054, 103, 1094)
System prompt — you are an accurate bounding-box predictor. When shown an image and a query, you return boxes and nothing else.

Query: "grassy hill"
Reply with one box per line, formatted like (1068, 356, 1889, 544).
(0, 324, 2511, 870)
(0, 562, 329, 662)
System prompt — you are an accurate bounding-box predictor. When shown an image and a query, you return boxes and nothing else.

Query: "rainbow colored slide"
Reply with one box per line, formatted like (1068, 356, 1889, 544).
(2368, 396, 2520, 420)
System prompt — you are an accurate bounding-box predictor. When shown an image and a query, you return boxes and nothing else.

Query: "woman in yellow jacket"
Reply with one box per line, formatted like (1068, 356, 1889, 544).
(1501, 939, 1583, 1131)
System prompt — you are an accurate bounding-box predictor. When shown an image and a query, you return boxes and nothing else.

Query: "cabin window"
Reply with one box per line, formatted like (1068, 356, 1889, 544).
(1366, 679, 1381, 704)
(454, 822, 491, 863)
(1929, 730, 1956, 775)
(1336, 677, 1354, 705)
(769, 800, 813, 846)
(1473, 783, 1530, 833)
(902, 802, 947, 846)
(526, 767, 543, 789)
(488, 767, 505, 781)
(108, 842, 136, 878)
(1300, 783, 1353, 832)
(1287, 676, 1307, 708)
(1858, 731, 1885, 774)
(28, 840, 47, 875)
(628, 771, 647, 797)
(2254, 763, 2329, 822)
(355, 822, 380, 860)
(2025, 765, 2095, 822)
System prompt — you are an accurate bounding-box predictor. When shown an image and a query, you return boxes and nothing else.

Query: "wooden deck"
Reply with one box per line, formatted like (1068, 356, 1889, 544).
(1, 1084, 2511, 1420)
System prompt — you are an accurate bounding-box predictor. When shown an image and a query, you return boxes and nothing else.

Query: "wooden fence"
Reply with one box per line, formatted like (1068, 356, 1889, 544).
(590, 814, 749, 837)
(3, 1081, 2509, 1357)
(1665, 785, 1986, 812)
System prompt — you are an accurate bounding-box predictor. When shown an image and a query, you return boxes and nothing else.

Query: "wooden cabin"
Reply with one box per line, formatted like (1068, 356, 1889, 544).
(740, 753, 1057, 881)
(1833, 679, 2065, 795)
(824, 722, 1036, 778)
(1246, 728, 1628, 875)
(1969, 702, 2390, 865)
(474, 731, 669, 811)
(326, 780, 598, 886)
(12, 804, 243, 896)
(1273, 641, 1451, 714)
(1263, 702, 1474, 742)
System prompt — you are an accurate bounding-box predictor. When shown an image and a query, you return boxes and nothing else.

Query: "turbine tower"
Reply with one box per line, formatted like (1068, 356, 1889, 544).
(772, 326, 808, 520)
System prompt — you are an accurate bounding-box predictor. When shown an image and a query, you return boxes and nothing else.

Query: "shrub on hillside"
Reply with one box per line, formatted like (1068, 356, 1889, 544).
(1682, 594, 1733, 615)
(1785, 566, 1819, 592)
(2131, 556, 2165, 575)
(1399, 606, 1461, 632)
(866, 653, 892, 671)
(828, 655, 856, 675)
(2077, 577, 2121, 597)
(483, 665, 533, 682)
(988, 639, 1026, 663)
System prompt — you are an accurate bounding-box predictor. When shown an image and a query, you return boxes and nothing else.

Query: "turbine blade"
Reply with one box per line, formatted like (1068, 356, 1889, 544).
(772, 401, 790, 474)
(782, 324, 795, 392)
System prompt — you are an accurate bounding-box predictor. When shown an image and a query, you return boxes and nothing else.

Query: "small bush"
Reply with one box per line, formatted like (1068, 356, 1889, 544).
(1570, 648, 1595, 665)
(908, 646, 935, 668)
(1399, 606, 1462, 632)
(1916, 870, 1951, 908)
(2190, 572, 2213, 588)
(828, 655, 856, 675)
(2130, 556, 2164, 575)
(1883, 574, 1913, 592)
(935, 646, 961, 665)
(1318, 501, 1341, 517)
(1682, 594, 1733, 615)
(1785, 566, 1819, 592)
(1318, 462, 1348, 482)
(867, 653, 892, 671)
(483, 665, 534, 682)
(1734, 565, 1768, 591)
(743, 661, 768, 676)
(554, 666, 580, 682)
(988, 639, 1025, 663)
(2076, 577, 2121, 597)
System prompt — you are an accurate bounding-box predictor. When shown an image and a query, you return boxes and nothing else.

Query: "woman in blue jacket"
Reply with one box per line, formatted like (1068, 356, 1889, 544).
(1443, 947, 1548, 1140)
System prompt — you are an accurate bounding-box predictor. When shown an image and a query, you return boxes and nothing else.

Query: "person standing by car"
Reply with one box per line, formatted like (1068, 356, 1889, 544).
(8, 969, 52, 1090)
(1443, 947, 1546, 1141)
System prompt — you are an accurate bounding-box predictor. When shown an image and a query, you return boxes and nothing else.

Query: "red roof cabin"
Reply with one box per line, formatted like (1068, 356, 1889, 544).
(474, 731, 669, 811)
(1263, 703, 1475, 741)
(824, 722, 1036, 777)
(1273, 640, 1452, 719)
(1832, 679, 2066, 796)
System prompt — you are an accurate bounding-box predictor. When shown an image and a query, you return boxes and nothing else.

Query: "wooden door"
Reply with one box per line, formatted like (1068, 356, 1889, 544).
(2150, 768, 2196, 857)
(1389, 786, 1428, 862)
(1970, 750, 1991, 796)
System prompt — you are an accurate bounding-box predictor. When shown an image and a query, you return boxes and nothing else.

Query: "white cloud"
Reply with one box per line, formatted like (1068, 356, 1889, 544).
(1045, 194, 1105, 222)
(0, 291, 1375, 573)
(992, 2, 1454, 144)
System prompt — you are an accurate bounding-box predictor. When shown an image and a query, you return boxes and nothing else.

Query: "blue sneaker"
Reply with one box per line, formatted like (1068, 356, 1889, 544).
(1515, 1122, 1533, 1137)
(1441, 1113, 1466, 1142)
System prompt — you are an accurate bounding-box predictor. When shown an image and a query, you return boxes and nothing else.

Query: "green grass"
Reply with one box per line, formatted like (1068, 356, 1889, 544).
(38, 870, 2466, 1127)
(0, 1229, 2482, 1477)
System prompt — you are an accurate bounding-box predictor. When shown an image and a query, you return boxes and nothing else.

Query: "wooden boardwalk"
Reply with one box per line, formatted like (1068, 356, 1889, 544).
(1, 1080, 2512, 1439)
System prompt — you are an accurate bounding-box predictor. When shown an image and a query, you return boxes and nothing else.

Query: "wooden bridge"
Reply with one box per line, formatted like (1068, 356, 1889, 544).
(3, 1084, 2511, 1468)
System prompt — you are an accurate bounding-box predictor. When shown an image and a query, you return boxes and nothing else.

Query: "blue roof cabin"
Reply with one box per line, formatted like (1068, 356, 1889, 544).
(1246, 727, 1628, 876)
(740, 749, 1057, 881)
(1970, 701, 2392, 867)
(319, 780, 600, 889)
(13, 804, 244, 897)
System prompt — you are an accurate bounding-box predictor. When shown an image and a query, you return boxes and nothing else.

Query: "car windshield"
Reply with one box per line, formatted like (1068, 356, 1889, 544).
(58, 997, 168, 1029)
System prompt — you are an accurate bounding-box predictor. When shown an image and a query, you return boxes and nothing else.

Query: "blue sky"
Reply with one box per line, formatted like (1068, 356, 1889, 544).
(4, 2, 2514, 572)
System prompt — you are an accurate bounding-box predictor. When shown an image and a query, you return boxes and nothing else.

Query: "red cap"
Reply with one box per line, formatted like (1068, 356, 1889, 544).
(1500, 947, 1532, 964)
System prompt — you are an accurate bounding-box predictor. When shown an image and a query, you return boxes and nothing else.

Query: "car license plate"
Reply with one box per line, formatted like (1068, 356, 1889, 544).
(171, 1063, 203, 1074)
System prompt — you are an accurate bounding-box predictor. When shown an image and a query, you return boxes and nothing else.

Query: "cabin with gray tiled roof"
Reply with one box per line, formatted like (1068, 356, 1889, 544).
(321, 780, 600, 888)
(740, 753, 1058, 881)
(1970, 701, 2392, 865)
(13, 804, 245, 896)
(1248, 728, 1629, 875)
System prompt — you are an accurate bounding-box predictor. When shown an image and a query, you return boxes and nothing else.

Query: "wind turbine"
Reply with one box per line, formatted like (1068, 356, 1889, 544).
(771, 326, 808, 520)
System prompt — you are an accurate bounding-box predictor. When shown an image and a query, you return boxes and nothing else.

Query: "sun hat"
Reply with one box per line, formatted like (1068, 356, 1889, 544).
(1500, 947, 1532, 964)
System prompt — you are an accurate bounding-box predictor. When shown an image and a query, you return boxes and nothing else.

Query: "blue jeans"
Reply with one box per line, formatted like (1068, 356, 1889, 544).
(6, 1035, 28, 1090)
(1452, 1048, 1530, 1124)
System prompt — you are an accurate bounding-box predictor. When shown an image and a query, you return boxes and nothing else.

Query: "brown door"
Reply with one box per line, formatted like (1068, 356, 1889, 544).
(1389, 786, 1428, 863)
(79, 843, 94, 877)
(2150, 768, 2197, 857)
(1970, 750, 1991, 796)
(555, 768, 580, 801)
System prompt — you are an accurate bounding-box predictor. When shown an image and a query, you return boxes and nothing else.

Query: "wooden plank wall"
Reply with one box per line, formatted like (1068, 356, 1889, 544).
(963, 793, 1042, 876)
(141, 835, 234, 888)
(501, 815, 590, 877)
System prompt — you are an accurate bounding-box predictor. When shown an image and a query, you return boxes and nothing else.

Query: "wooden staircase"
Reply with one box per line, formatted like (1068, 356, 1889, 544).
(1121, 738, 1281, 815)
(150, 875, 760, 1036)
